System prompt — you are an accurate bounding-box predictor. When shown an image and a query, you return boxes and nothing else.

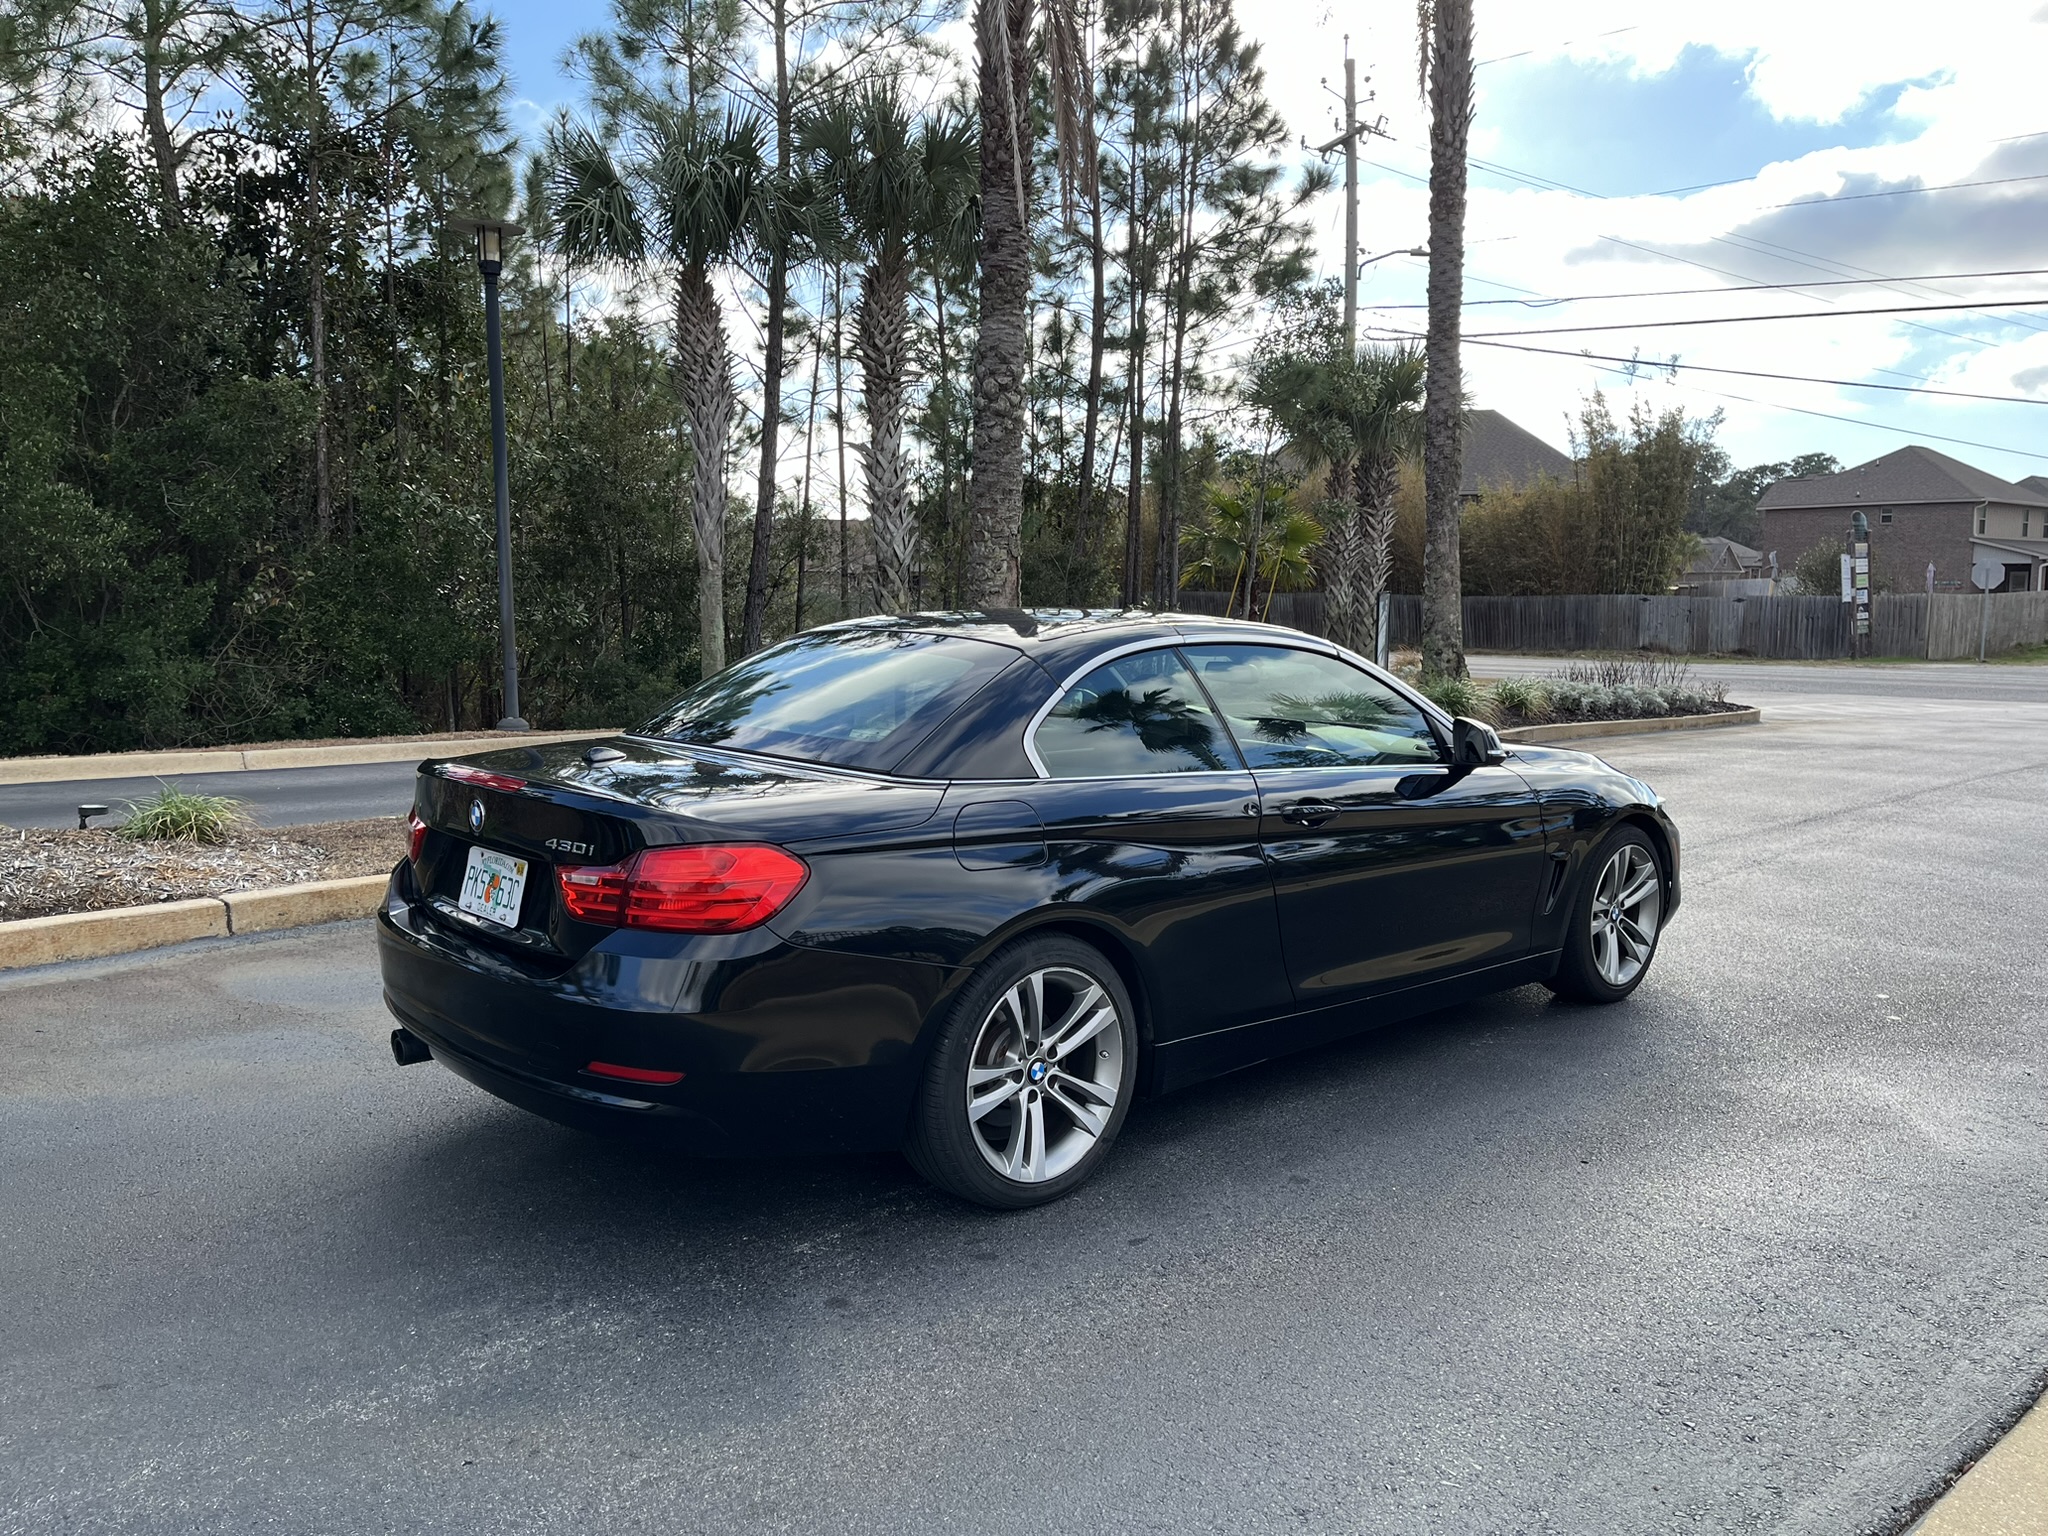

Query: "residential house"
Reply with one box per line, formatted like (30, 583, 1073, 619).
(1677, 535, 1772, 593)
(1757, 445, 2048, 593)
(1460, 410, 1576, 500)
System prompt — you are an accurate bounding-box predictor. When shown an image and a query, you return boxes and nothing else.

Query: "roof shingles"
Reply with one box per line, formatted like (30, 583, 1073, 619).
(1757, 445, 2048, 511)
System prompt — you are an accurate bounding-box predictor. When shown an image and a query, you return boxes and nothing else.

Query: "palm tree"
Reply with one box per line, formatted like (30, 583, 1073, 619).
(550, 107, 773, 679)
(1179, 485, 1321, 618)
(965, 0, 1094, 608)
(802, 85, 978, 614)
(1348, 345, 1427, 661)
(1418, 0, 1474, 678)
(1248, 329, 1425, 656)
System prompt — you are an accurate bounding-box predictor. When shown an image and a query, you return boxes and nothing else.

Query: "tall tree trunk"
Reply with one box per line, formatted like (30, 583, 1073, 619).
(677, 264, 732, 678)
(1320, 456, 1361, 652)
(966, 0, 1034, 609)
(741, 0, 792, 655)
(1356, 450, 1400, 659)
(833, 264, 850, 616)
(1122, 283, 1146, 608)
(305, 0, 332, 541)
(860, 251, 914, 611)
(141, 2, 183, 226)
(1421, 0, 1473, 678)
(933, 273, 958, 605)
(1069, 177, 1108, 598)
(796, 321, 824, 632)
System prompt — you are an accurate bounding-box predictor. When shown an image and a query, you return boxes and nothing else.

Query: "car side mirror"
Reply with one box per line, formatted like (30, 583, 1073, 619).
(1451, 716, 1506, 767)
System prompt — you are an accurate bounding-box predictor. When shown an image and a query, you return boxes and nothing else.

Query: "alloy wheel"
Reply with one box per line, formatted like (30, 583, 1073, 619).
(965, 965, 1126, 1184)
(1589, 843, 1663, 988)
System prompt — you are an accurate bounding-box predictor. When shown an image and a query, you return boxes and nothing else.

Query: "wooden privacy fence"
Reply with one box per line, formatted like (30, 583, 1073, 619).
(1175, 590, 2048, 661)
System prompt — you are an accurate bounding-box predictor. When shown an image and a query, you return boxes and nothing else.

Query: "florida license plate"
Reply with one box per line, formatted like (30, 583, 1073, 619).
(458, 845, 528, 929)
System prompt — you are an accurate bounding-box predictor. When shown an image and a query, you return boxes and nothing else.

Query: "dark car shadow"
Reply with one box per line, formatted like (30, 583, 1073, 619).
(361, 980, 1646, 1271)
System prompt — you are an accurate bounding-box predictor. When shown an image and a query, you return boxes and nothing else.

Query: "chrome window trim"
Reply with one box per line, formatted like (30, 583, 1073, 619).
(1021, 639, 1243, 780)
(1171, 636, 1455, 767)
(1021, 634, 1452, 780)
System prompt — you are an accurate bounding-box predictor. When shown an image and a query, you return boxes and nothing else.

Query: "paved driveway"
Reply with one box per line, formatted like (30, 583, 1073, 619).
(3, 694, 2045, 1534)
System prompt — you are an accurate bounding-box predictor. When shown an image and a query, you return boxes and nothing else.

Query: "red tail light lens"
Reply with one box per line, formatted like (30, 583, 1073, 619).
(555, 845, 807, 934)
(557, 862, 629, 923)
(406, 810, 429, 864)
(441, 764, 527, 794)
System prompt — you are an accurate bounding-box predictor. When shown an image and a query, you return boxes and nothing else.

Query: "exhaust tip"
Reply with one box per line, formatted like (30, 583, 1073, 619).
(390, 1027, 432, 1066)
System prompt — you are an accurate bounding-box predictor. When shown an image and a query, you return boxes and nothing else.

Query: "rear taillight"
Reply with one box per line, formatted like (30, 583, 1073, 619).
(440, 764, 527, 794)
(557, 862, 629, 924)
(406, 810, 429, 864)
(555, 845, 807, 934)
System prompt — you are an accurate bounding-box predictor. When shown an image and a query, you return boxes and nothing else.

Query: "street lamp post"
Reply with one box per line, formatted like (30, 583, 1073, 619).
(449, 215, 528, 731)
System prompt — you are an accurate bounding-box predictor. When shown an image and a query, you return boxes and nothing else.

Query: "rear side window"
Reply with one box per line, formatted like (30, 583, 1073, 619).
(639, 630, 1013, 771)
(1183, 644, 1441, 768)
(1033, 648, 1242, 778)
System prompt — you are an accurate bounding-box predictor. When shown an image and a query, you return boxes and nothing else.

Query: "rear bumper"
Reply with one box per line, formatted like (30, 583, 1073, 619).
(375, 865, 960, 1154)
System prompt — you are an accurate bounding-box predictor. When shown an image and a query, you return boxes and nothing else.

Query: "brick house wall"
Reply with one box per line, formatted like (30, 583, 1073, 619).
(1761, 501, 1976, 592)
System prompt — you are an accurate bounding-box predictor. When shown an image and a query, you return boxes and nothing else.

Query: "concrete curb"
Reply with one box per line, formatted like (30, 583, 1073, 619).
(0, 874, 387, 971)
(0, 730, 615, 787)
(1910, 1387, 2048, 1534)
(1501, 706, 1761, 745)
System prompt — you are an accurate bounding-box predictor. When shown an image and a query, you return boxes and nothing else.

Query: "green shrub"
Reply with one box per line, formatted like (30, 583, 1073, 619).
(118, 785, 246, 843)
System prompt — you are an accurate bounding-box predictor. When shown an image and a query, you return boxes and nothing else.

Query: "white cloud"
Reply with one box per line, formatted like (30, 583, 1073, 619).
(1235, 0, 2048, 480)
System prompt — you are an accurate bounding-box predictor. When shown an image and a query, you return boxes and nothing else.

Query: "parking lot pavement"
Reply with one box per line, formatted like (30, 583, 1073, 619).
(3, 693, 2046, 1535)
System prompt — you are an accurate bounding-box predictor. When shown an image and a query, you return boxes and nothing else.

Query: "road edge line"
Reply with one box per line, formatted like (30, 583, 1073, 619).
(1907, 1385, 2048, 1534)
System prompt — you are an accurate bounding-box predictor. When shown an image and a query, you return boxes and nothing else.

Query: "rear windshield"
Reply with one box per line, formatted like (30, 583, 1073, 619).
(637, 629, 1014, 772)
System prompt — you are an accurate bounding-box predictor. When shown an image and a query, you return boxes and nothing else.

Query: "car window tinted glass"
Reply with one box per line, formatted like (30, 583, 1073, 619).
(639, 630, 1013, 771)
(1183, 644, 1441, 768)
(1034, 648, 1241, 777)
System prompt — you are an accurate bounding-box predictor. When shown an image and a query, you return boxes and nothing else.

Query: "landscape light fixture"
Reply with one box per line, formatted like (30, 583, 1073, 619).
(446, 214, 529, 731)
(77, 804, 110, 830)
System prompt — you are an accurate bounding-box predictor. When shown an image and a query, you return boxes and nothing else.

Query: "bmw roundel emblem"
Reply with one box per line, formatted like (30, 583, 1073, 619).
(468, 799, 485, 832)
(1027, 1060, 1048, 1083)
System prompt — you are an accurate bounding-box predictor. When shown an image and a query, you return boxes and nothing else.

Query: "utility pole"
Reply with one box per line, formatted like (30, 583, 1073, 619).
(1311, 44, 1385, 355)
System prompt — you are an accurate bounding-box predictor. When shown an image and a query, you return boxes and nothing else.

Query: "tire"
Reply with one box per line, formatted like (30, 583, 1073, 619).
(905, 934, 1139, 1209)
(1547, 825, 1667, 1005)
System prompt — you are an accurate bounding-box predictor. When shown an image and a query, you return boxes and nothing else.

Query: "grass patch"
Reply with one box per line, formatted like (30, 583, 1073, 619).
(118, 784, 247, 844)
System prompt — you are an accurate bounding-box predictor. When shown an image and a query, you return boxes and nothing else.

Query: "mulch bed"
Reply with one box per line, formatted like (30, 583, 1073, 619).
(0, 818, 405, 924)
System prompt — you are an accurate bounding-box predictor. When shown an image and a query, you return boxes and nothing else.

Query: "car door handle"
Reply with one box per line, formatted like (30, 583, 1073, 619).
(1280, 801, 1340, 827)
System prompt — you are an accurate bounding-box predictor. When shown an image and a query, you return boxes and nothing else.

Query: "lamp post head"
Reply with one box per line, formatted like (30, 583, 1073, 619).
(446, 214, 526, 276)
(1851, 509, 1869, 539)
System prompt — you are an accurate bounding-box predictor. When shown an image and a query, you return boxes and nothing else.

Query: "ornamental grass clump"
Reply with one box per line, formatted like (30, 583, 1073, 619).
(1417, 673, 1489, 721)
(1486, 677, 1550, 725)
(117, 785, 247, 844)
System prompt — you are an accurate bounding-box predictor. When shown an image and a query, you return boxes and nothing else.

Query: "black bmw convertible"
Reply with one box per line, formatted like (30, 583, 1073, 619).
(379, 610, 1678, 1207)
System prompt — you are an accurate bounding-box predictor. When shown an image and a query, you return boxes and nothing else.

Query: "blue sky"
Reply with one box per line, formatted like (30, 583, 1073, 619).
(484, 0, 2048, 487)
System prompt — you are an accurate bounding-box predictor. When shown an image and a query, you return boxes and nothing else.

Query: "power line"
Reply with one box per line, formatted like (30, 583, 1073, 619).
(1386, 324, 2048, 466)
(1764, 171, 2048, 209)
(1369, 267, 2048, 311)
(1360, 319, 2048, 407)
(1464, 296, 2048, 339)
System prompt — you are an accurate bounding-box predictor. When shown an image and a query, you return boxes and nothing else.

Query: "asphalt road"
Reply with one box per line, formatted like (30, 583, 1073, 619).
(0, 760, 420, 830)
(4, 694, 2047, 1534)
